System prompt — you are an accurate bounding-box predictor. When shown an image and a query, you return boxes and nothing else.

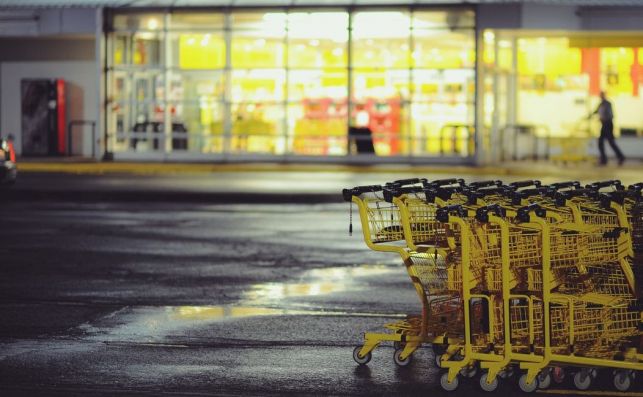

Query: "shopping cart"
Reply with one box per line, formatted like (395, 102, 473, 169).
(345, 178, 643, 393)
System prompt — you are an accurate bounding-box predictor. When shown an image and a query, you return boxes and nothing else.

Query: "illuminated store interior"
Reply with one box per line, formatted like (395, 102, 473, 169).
(106, 8, 476, 160)
(106, 8, 643, 161)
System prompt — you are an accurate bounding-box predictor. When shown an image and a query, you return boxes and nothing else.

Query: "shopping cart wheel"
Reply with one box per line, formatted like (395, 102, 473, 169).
(518, 373, 538, 393)
(479, 372, 499, 392)
(393, 341, 405, 350)
(352, 346, 371, 366)
(440, 372, 459, 392)
(393, 348, 412, 367)
(573, 370, 592, 391)
(613, 370, 632, 392)
(459, 364, 478, 378)
(537, 370, 552, 389)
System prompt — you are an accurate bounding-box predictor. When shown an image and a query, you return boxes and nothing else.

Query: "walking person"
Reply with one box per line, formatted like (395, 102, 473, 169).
(590, 91, 625, 166)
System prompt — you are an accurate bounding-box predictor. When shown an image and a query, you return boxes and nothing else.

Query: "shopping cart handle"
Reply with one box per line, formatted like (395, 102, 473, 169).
(628, 183, 643, 192)
(509, 180, 542, 189)
(436, 205, 465, 222)
(475, 204, 506, 222)
(511, 187, 553, 205)
(425, 178, 466, 188)
(424, 186, 464, 203)
(386, 178, 427, 187)
(466, 186, 510, 204)
(342, 185, 383, 201)
(383, 186, 424, 202)
(516, 204, 546, 222)
(586, 180, 623, 191)
(468, 180, 503, 189)
(599, 191, 628, 208)
(554, 189, 599, 206)
(549, 181, 581, 191)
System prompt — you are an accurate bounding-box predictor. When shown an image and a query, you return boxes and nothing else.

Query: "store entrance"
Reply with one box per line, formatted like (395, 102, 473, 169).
(483, 30, 643, 163)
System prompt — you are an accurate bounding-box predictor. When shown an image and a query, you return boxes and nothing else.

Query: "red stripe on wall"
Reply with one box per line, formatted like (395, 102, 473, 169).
(56, 79, 66, 154)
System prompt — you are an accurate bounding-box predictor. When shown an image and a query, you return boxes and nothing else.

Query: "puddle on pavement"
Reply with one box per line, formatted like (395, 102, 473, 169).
(242, 264, 394, 304)
(82, 263, 400, 341)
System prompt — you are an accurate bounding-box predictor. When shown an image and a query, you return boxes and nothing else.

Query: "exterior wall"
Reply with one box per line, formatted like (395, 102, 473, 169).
(1, 59, 97, 156)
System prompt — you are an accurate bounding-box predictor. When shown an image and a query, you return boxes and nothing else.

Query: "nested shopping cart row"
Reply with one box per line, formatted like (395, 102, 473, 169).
(343, 178, 642, 393)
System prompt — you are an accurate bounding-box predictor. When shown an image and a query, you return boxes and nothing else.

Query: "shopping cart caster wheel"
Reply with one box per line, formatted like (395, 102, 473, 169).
(479, 372, 499, 392)
(431, 343, 447, 356)
(573, 370, 592, 391)
(589, 368, 598, 379)
(460, 364, 478, 378)
(393, 348, 412, 367)
(518, 373, 538, 393)
(352, 346, 371, 366)
(440, 372, 459, 392)
(537, 370, 552, 389)
(613, 370, 632, 392)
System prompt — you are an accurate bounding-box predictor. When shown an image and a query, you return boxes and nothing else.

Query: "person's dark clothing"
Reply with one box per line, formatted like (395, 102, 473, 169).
(594, 99, 624, 165)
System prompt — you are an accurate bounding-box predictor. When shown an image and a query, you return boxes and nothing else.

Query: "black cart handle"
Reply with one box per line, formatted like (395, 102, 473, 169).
(468, 180, 503, 189)
(599, 191, 628, 208)
(425, 178, 466, 188)
(424, 186, 464, 203)
(554, 189, 599, 206)
(549, 181, 581, 191)
(586, 180, 623, 190)
(517, 204, 546, 223)
(511, 187, 552, 205)
(466, 186, 509, 204)
(509, 180, 542, 189)
(383, 186, 424, 202)
(436, 205, 466, 223)
(386, 178, 427, 187)
(342, 185, 383, 201)
(476, 204, 507, 222)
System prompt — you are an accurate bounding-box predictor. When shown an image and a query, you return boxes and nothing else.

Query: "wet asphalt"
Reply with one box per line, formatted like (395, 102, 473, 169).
(1, 179, 641, 395)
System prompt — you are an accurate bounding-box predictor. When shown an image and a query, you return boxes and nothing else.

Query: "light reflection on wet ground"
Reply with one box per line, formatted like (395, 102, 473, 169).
(242, 264, 394, 304)
(81, 263, 401, 342)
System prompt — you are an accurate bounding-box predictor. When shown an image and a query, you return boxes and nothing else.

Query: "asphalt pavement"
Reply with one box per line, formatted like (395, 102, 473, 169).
(0, 162, 642, 396)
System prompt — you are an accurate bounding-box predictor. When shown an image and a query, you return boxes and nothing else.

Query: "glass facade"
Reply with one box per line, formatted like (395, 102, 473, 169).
(481, 30, 643, 162)
(106, 8, 476, 159)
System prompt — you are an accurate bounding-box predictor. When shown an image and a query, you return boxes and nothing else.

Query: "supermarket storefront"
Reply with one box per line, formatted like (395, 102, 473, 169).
(105, 7, 477, 162)
(104, 4, 643, 164)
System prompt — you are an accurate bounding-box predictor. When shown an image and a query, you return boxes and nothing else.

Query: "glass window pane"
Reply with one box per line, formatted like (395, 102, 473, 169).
(288, 69, 347, 101)
(170, 12, 225, 30)
(232, 33, 285, 68)
(288, 12, 348, 68)
(353, 69, 410, 100)
(170, 33, 226, 69)
(352, 12, 410, 68)
(412, 69, 475, 104)
(166, 71, 225, 153)
(410, 102, 474, 156)
(132, 32, 163, 67)
(413, 29, 475, 69)
(412, 10, 475, 29)
(232, 12, 286, 31)
(288, 100, 347, 156)
(112, 13, 164, 31)
(231, 69, 285, 102)
(231, 103, 285, 154)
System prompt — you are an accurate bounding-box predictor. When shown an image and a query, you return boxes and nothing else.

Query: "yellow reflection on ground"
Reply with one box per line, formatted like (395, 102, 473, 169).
(170, 264, 396, 323)
(174, 305, 287, 320)
(243, 264, 394, 303)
